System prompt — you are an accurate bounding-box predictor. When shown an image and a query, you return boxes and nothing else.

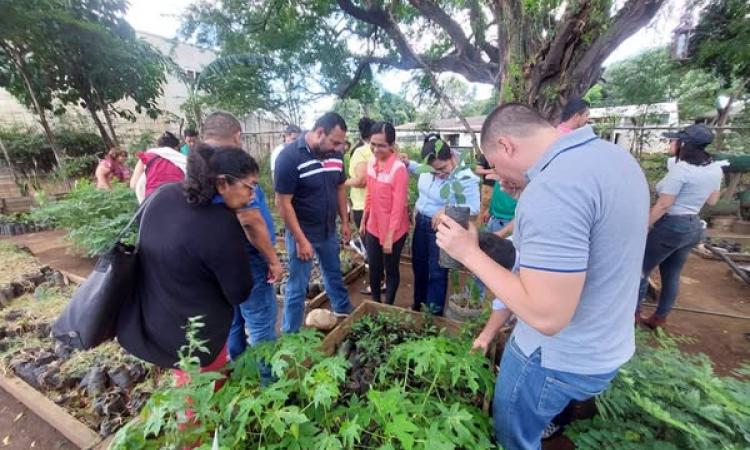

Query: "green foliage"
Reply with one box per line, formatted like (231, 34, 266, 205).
(0, 0, 168, 147)
(0, 126, 104, 175)
(567, 331, 750, 449)
(29, 180, 137, 256)
(334, 89, 417, 131)
(689, 0, 749, 85)
(601, 47, 725, 122)
(112, 313, 495, 449)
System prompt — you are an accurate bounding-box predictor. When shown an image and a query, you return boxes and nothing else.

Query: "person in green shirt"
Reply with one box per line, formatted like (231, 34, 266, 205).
(481, 181, 517, 236)
(180, 128, 199, 156)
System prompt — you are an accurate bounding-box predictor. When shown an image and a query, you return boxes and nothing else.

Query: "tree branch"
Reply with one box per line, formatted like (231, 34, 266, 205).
(335, 58, 371, 98)
(571, 0, 667, 96)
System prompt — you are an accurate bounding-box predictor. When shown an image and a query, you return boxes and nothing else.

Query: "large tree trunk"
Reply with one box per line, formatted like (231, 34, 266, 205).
(7, 47, 70, 188)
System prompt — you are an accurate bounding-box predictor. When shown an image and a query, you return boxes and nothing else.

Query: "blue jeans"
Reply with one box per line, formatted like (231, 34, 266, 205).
(412, 213, 448, 315)
(638, 214, 703, 317)
(486, 216, 510, 233)
(283, 231, 353, 333)
(494, 338, 618, 450)
(228, 252, 278, 360)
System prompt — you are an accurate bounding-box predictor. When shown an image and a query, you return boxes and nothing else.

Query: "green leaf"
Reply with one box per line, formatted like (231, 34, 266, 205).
(385, 414, 419, 450)
(439, 183, 451, 200)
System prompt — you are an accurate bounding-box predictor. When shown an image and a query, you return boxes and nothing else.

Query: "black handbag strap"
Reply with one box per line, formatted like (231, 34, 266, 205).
(111, 184, 165, 248)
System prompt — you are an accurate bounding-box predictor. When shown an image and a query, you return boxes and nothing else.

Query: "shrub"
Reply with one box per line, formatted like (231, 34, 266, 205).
(0, 126, 104, 175)
(29, 180, 137, 256)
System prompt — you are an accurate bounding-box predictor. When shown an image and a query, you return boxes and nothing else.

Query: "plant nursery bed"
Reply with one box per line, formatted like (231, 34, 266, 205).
(110, 302, 500, 449)
(0, 243, 156, 448)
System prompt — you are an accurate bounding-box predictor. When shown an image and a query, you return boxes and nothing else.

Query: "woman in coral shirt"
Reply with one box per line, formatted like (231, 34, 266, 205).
(360, 122, 410, 305)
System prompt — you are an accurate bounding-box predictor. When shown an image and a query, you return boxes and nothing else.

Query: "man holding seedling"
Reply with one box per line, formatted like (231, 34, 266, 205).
(436, 103, 649, 450)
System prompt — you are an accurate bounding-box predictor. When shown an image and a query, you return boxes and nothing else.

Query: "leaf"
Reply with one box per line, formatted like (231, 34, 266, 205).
(454, 193, 466, 204)
(439, 183, 451, 200)
(339, 418, 363, 448)
(385, 414, 419, 450)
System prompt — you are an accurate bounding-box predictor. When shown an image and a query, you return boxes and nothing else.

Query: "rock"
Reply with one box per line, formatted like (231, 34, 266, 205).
(128, 363, 147, 384)
(305, 308, 338, 331)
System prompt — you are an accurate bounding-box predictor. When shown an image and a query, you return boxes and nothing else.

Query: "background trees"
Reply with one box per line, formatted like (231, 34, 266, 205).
(0, 0, 167, 164)
(181, 0, 668, 121)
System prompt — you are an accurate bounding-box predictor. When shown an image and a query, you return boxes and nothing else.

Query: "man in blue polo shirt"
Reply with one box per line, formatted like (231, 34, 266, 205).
(201, 112, 283, 360)
(274, 112, 354, 332)
(436, 103, 649, 449)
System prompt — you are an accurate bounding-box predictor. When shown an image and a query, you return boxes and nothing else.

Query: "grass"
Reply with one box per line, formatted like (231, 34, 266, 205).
(0, 241, 44, 286)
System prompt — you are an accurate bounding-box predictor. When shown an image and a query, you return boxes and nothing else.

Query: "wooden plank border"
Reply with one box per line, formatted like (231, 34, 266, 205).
(0, 266, 105, 449)
(0, 373, 102, 449)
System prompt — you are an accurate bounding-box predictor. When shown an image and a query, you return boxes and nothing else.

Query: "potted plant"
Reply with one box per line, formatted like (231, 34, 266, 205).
(445, 272, 485, 322)
(415, 143, 475, 269)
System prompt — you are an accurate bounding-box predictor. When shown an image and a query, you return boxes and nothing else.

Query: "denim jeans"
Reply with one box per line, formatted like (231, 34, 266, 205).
(228, 252, 278, 360)
(412, 213, 448, 315)
(638, 214, 703, 317)
(282, 231, 353, 333)
(486, 216, 510, 233)
(494, 337, 618, 450)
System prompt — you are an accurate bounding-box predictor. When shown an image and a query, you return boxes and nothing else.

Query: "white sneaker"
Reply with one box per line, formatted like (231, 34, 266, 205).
(541, 422, 560, 439)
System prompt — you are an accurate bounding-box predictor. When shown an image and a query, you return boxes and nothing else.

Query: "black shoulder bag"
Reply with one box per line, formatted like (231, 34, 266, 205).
(52, 189, 159, 349)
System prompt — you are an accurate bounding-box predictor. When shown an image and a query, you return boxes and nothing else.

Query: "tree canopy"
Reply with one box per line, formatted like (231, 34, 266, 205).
(181, 0, 668, 120)
(0, 0, 168, 150)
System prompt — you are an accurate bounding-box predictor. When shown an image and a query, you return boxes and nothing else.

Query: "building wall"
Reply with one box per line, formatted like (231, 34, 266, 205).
(0, 32, 217, 144)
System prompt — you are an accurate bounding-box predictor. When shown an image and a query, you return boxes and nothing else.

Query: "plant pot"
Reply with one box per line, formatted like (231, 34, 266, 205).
(439, 205, 470, 269)
(444, 294, 483, 322)
(712, 215, 738, 233)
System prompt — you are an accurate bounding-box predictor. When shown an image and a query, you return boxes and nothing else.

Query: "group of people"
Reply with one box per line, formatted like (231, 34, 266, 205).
(101, 98, 721, 449)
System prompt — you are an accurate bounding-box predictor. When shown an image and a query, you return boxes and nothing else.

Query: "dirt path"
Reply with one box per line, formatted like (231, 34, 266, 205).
(0, 387, 76, 450)
(1, 230, 95, 279)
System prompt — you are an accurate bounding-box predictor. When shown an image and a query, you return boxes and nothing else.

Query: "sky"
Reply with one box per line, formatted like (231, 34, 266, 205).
(126, 0, 686, 125)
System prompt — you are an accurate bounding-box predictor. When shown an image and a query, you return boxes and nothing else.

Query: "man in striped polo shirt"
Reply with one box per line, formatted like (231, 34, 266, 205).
(274, 112, 354, 332)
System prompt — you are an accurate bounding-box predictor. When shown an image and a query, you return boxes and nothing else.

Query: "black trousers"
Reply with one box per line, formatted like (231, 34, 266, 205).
(365, 233, 407, 305)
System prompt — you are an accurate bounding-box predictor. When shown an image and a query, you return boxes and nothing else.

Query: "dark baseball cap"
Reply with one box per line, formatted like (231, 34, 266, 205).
(284, 124, 301, 134)
(663, 124, 714, 146)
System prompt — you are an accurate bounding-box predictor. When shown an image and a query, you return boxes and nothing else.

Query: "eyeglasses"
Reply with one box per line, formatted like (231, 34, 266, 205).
(224, 174, 256, 193)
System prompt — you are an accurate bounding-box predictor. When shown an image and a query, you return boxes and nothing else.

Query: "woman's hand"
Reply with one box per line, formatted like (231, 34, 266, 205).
(436, 215, 479, 264)
(431, 208, 445, 231)
(383, 236, 393, 255)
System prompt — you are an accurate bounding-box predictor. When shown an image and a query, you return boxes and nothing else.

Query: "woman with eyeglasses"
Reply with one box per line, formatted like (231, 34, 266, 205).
(117, 143, 258, 376)
(402, 134, 480, 315)
(359, 121, 409, 305)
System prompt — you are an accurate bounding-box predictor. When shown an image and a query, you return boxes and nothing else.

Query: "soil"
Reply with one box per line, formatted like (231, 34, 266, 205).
(0, 230, 96, 279)
(0, 387, 76, 450)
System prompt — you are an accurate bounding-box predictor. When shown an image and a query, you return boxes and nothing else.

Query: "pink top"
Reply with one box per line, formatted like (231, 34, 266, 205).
(364, 152, 410, 245)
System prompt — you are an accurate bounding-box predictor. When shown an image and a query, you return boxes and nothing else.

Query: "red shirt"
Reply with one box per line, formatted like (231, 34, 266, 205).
(137, 152, 185, 196)
(364, 152, 410, 245)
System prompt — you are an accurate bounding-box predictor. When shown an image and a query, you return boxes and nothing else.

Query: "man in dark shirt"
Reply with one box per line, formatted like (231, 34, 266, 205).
(275, 112, 354, 332)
